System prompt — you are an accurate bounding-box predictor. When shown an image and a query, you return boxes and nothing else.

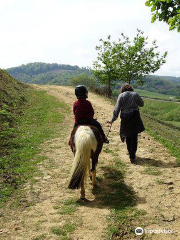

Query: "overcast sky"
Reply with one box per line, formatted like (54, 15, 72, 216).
(0, 0, 180, 76)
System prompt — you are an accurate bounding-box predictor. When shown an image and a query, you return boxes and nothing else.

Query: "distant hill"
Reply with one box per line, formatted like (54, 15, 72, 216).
(6, 62, 180, 97)
(133, 75, 180, 97)
(6, 62, 91, 86)
(159, 76, 180, 84)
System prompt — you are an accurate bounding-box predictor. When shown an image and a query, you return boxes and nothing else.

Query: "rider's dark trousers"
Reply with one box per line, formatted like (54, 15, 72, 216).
(125, 134, 138, 160)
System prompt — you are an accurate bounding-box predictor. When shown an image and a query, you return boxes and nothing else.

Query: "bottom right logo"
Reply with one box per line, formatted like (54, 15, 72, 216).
(135, 227, 144, 235)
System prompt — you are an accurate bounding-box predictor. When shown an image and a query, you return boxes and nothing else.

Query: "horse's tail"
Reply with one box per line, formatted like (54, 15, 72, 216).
(68, 126, 97, 189)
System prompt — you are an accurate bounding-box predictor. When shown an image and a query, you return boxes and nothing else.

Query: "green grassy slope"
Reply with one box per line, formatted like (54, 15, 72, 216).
(135, 89, 180, 101)
(0, 69, 28, 107)
(0, 71, 69, 206)
(141, 99, 180, 126)
(0, 70, 28, 155)
(140, 98, 180, 161)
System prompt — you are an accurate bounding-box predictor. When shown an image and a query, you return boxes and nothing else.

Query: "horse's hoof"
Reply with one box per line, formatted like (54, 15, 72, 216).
(79, 197, 89, 202)
(92, 184, 98, 188)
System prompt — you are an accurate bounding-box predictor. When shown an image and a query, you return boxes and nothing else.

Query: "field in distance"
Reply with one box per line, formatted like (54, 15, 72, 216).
(135, 89, 180, 101)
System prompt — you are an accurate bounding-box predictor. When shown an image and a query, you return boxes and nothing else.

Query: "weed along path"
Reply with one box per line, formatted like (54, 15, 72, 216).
(1, 85, 180, 240)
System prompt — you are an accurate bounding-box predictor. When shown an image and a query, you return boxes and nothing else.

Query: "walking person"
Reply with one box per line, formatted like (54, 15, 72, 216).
(108, 83, 145, 163)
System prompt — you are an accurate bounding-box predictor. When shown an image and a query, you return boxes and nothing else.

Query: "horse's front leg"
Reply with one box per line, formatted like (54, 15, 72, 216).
(80, 178, 85, 199)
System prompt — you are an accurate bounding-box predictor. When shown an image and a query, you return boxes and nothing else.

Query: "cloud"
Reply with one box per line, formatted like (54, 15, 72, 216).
(148, 26, 172, 43)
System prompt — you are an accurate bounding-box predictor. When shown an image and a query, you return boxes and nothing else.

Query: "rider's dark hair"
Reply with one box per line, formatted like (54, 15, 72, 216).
(121, 83, 134, 93)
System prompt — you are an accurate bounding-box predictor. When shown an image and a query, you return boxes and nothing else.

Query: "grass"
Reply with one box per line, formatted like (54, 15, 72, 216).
(107, 208, 147, 239)
(142, 99, 180, 124)
(0, 88, 69, 207)
(138, 98, 180, 162)
(141, 113, 180, 162)
(53, 198, 78, 215)
(155, 179, 164, 185)
(51, 223, 76, 237)
(135, 89, 179, 101)
(166, 121, 180, 128)
(142, 166, 162, 176)
(32, 234, 47, 240)
(112, 88, 180, 101)
(104, 148, 114, 154)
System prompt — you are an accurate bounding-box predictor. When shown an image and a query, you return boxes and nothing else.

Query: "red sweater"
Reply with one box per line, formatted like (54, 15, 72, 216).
(73, 99, 94, 123)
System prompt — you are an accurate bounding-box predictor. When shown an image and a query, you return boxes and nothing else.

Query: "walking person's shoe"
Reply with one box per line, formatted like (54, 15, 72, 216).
(130, 155, 136, 163)
(130, 158, 135, 163)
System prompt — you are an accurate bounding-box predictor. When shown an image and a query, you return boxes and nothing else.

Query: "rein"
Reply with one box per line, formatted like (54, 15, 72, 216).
(106, 124, 112, 138)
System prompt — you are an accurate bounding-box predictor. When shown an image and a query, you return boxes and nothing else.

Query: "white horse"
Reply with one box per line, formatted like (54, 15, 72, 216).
(68, 125, 103, 200)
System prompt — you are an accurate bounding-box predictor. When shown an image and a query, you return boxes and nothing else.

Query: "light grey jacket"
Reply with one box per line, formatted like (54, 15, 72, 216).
(111, 91, 144, 122)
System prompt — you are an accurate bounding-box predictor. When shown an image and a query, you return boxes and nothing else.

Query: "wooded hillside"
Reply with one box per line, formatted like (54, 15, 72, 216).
(6, 62, 90, 86)
(134, 75, 180, 97)
(6, 62, 180, 96)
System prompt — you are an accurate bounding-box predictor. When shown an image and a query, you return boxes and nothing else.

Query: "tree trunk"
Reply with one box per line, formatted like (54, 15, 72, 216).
(108, 80, 111, 98)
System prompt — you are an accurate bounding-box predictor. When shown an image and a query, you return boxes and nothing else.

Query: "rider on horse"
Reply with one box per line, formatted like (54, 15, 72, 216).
(73, 85, 109, 144)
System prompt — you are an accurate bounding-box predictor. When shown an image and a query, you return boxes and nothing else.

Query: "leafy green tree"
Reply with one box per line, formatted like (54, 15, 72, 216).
(92, 29, 167, 97)
(92, 35, 119, 97)
(115, 30, 168, 84)
(70, 73, 97, 90)
(145, 0, 180, 32)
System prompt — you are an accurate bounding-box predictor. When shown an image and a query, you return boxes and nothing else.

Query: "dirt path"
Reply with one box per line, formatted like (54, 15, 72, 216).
(0, 85, 180, 240)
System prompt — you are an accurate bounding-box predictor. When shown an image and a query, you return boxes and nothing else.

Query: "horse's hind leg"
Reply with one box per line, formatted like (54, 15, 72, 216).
(88, 160, 92, 180)
(80, 178, 85, 199)
(92, 168, 97, 187)
(91, 157, 98, 187)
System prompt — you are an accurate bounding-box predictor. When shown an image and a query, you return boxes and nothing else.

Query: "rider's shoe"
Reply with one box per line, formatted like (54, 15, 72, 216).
(104, 137, 109, 144)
